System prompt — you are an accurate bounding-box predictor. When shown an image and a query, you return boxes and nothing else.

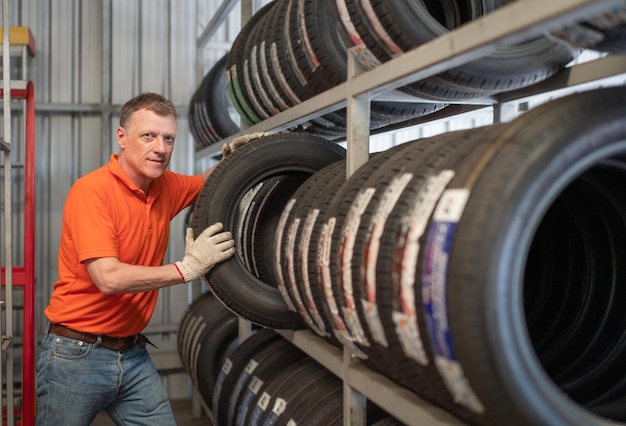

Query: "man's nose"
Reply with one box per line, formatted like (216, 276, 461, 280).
(153, 136, 167, 152)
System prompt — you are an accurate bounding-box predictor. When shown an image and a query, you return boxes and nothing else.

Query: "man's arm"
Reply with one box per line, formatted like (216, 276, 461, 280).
(85, 222, 235, 295)
(85, 257, 182, 294)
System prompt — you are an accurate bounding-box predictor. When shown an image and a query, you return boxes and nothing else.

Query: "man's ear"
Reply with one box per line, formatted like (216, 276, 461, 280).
(116, 127, 126, 149)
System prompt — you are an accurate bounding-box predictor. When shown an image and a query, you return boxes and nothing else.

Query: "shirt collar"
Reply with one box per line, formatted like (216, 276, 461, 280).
(107, 154, 163, 199)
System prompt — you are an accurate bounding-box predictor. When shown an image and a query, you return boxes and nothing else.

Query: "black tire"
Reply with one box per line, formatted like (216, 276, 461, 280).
(192, 133, 346, 329)
(226, 1, 277, 125)
(177, 291, 242, 409)
(193, 296, 240, 407)
(232, 339, 308, 425)
(211, 329, 281, 425)
(334, 0, 579, 100)
(550, 8, 626, 55)
(316, 148, 406, 358)
(189, 79, 216, 149)
(245, 356, 318, 425)
(275, 159, 347, 342)
(203, 53, 240, 141)
(584, 22, 626, 53)
(239, 175, 308, 284)
(437, 87, 626, 425)
(365, 125, 505, 425)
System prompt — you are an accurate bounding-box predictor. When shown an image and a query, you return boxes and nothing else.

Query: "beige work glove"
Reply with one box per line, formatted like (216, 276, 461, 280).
(174, 223, 236, 282)
(222, 132, 267, 158)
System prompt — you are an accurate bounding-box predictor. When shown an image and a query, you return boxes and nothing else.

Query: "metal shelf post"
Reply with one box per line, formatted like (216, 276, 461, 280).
(1, 2, 36, 423)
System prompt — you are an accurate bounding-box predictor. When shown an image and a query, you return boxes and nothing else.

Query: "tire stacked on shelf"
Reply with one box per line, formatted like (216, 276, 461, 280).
(177, 291, 242, 408)
(296, 86, 626, 425)
(192, 132, 347, 330)
(224, 0, 448, 136)
(330, 0, 581, 101)
(190, 0, 583, 149)
(212, 329, 395, 426)
(189, 54, 240, 149)
(191, 86, 626, 425)
(549, 4, 626, 54)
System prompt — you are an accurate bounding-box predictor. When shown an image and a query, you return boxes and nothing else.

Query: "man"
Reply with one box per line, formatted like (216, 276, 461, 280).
(36, 92, 236, 425)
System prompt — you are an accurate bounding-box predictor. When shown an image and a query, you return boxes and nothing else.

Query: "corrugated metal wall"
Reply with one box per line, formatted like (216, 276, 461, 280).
(2, 0, 245, 398)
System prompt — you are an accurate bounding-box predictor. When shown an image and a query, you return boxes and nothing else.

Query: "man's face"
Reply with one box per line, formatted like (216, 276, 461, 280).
(116, 108, 177, 192)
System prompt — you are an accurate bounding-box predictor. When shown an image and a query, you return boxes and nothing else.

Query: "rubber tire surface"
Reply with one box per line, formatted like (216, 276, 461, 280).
(193, 133, 346, 329)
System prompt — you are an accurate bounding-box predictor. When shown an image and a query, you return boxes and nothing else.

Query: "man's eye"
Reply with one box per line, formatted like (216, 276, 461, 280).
(165, 136, 175, 144)
(143, 133, 154, 139)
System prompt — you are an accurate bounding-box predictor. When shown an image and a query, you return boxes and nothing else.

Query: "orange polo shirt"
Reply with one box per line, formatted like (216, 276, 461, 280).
(44, 154, 204, 336)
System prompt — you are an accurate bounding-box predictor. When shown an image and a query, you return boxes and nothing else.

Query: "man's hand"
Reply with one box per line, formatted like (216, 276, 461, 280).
(174, 224, 236, 282)
(222, 132, 267, 158)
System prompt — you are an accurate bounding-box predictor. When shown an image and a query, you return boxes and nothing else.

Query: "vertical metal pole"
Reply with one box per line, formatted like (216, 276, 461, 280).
(343, 349, 367, 425)
(343, 53, 369, 425)
(22, 80, 36, 426)
(2, 0, 15, 423)
(345, 53, 370, 178)
(240, 0, 253, 27)
(238, 317, 252, 342)
(101, 0, 113, 162)
(493, 102, 517, 124)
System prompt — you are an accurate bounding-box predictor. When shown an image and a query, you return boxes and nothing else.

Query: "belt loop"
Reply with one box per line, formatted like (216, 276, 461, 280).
(95, 335, 103, 348)
(44, 320, 51, 335)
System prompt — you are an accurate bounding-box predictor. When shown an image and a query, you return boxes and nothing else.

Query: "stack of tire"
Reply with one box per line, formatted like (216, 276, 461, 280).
(177, 291, 242, 408)
(549, 4, 626, 54)
(189, 0, 581, 148)
(189, 54, 240, 149)
(192, 86, 626, 426)
(211, 328, 398, 425)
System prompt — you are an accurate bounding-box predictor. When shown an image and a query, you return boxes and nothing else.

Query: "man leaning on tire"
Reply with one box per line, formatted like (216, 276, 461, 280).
(35, 93, 251, 425)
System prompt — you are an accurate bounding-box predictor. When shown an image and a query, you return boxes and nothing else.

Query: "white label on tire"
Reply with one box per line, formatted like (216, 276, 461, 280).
(300, 209, 328, 335)
(396, 171, 454, 365)
(320, 217, 367, 358)
(435, 356, 485, 413)
(249, 376, 263, 394)
(362, 172, 413, 344)
(275, 198, 298, 312)
(273, 397, 287, 415)
(423, 188, 484, 413)
(250, 45, 279, 115)
(244, 359, 259, 374)
(243, 60, 269, 120)
(341, 187, 375, 345)
(287, 217, 323, 334)
(362, 299, 387, 346)
(270, 43, 302, 105)
(222, 358, 233, 375)
(432, 188, 469, 222)
(392, 310, 428, 365)
(335, 0, 380, 69)
(260, 41, 290, 110)
(258, 392, 271, 410)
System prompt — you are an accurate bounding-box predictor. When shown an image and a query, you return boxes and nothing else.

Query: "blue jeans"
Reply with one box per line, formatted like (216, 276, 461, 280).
(36, 328, 176, 426)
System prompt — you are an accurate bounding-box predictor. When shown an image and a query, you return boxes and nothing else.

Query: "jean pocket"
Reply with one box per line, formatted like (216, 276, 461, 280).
(50, 335, 93, 360)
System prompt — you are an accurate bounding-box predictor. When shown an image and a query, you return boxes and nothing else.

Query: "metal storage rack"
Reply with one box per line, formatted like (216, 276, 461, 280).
(0, 1, 36, 424)
(194, 0, 626, 424)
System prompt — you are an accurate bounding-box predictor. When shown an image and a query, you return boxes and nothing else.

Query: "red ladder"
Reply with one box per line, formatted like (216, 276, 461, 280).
(1, 81, 36, 426)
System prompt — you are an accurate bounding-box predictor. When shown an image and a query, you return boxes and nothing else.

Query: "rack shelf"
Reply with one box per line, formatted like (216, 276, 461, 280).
(194, 0, 626, 424)
(278, 329, 465, 426)
(195, 0, 626, 159)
